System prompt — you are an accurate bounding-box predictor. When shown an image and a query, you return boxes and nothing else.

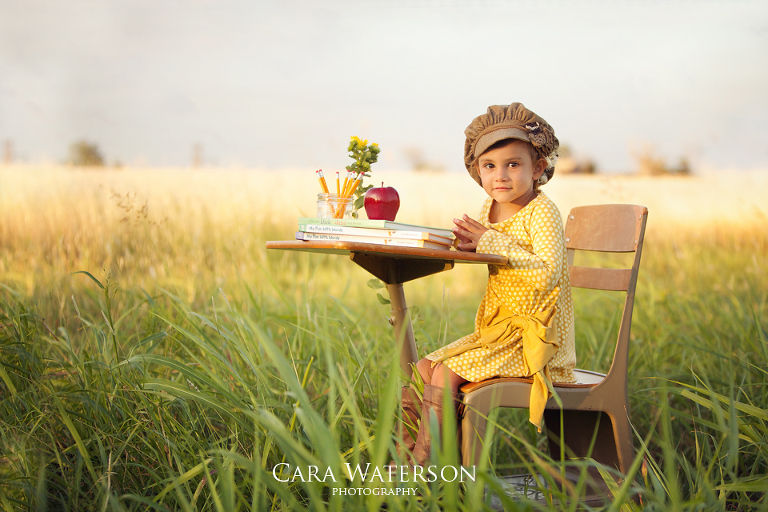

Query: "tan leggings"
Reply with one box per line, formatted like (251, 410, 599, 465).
(415, 358, 467, 393)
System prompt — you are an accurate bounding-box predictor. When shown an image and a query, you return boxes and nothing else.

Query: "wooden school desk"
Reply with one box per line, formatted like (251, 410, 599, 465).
(265, 240, 506, 375)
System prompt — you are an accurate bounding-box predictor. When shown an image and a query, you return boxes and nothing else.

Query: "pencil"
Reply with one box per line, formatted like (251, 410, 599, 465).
(342, 171, 350, 197)
(336, 172, 340, 196)
(317, 170, 329, 194)
(345, 173, 360, 198)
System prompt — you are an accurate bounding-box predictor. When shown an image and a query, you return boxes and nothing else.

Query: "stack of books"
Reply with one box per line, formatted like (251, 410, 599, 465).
(296, 217, 454, 250)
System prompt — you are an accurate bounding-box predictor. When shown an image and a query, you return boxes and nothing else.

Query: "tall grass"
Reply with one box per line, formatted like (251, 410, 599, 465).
(1, 166, 767, 510)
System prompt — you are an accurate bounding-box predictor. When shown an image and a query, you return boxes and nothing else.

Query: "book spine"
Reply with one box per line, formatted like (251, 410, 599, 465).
(298, 224, 451, 244)
(297, 218, 453, 239)
(297, 217, 387, 228)
(296, 232, 425, 248)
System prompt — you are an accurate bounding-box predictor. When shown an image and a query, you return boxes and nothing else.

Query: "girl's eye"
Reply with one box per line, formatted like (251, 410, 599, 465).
(508, 162, 518, 168)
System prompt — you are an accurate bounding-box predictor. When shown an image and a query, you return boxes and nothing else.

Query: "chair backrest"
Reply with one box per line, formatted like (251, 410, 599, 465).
(564, 204, 648, 384)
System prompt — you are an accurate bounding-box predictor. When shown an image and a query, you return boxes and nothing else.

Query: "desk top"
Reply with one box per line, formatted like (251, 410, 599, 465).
(266, 240, 507, 266)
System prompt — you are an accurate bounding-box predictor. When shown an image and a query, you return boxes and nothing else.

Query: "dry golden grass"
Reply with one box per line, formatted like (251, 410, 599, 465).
(2, 164, 767, 300)
(4, 165, 766, 224)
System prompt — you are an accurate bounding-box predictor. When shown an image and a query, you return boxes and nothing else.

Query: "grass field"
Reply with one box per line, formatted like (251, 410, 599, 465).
(1, 165, 767, 510)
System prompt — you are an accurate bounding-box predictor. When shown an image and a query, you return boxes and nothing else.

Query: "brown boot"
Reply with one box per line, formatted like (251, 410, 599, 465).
(411, 384, 461, 466)
(397, 386, 421, 456)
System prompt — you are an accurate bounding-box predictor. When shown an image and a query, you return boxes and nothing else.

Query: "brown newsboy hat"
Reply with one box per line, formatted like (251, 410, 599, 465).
(464, 102, 559, 186)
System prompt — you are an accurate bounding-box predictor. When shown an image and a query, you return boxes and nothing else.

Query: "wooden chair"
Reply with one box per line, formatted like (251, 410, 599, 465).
(459, 204, 648, 479)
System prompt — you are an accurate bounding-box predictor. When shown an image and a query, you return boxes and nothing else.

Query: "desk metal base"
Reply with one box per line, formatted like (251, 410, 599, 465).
(350, 252, 454, 376)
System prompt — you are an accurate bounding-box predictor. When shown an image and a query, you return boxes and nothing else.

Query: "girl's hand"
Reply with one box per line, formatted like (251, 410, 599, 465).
(452, 215, 488, 252)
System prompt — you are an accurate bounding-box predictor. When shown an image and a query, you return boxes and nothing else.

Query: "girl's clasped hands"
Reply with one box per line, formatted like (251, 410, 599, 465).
(452, 214, 487, 252)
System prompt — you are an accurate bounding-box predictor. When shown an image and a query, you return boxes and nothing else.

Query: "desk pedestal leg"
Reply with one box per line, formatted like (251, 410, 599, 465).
(386, 282, 418, 377)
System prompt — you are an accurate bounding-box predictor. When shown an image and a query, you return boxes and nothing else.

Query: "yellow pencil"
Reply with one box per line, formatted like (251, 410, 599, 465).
(339, 171, 349, 197)
(316, 170, 329, 194)
(342, 171, 351, 197)
(346, 173, 362, 198)
(336, 172, 340, 196)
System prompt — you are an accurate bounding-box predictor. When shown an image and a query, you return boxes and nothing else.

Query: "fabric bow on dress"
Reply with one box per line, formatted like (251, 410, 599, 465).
(433, 306, 560, 430)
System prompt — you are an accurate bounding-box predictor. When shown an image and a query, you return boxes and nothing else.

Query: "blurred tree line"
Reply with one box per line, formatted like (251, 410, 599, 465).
(69, 140, 105, 167)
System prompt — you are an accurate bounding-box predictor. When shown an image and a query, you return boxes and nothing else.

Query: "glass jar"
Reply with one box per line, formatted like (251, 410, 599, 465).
(317, 193, 353, 219)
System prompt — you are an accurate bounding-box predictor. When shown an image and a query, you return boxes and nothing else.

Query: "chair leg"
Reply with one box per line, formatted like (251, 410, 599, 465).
(609, 409, 635, 475)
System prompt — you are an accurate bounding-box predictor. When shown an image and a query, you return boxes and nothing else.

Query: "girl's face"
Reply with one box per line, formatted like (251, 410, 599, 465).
(476, 139, 546, 221)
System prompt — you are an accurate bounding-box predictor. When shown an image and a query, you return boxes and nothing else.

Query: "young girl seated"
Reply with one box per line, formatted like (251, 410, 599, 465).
(399, 102, 576, 466)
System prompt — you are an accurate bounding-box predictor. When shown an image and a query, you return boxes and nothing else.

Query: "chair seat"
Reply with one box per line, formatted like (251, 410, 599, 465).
(460, 369, 606, 394)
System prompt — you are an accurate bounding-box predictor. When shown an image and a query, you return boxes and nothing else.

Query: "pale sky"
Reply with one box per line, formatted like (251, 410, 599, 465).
(1, 0, 767, 173)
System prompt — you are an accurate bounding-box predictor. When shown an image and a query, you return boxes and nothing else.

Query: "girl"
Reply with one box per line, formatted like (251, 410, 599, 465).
(400, 103, 576, 465)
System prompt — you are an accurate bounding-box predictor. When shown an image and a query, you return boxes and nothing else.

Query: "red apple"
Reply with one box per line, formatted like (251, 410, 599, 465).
(364, 182, 400, 221)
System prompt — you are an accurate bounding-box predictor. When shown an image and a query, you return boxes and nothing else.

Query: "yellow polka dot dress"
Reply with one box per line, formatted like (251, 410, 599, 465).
(426, 192, 576, 384)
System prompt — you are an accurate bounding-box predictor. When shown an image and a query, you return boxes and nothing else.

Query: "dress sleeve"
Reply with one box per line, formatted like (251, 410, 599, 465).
(476, 200, 566, 292)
